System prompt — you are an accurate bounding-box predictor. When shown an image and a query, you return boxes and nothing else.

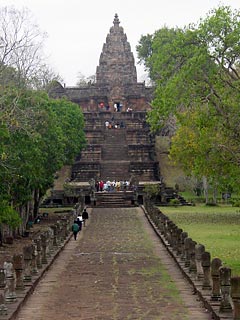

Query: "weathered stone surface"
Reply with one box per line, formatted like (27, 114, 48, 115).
(49, 14, 153, 112)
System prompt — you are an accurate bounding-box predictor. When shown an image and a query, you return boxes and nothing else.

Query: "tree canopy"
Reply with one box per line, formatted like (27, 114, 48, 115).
(0, 6, 61, 89)
(0, 87, 85, 227)
(137, 5, 240, 194)
(0, 5, 85, 230)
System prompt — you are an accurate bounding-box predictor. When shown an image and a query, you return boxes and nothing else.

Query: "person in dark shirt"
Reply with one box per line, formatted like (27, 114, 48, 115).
(82, 208, 89, 226)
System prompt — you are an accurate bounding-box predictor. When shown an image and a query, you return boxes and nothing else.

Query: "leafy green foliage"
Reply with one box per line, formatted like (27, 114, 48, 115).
(0, 201, 21, 228)
(143, 184, 160, 200)
(51, 98, 86, 164)
(137, 5, 240, 193)
(0, 87, 85, 227)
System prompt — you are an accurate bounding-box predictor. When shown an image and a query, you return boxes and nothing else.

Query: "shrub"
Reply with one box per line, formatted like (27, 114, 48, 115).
(169, 198, 180, 206)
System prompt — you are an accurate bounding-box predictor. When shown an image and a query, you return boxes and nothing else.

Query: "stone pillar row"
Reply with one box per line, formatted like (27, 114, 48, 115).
(0, 216, 72, 316)
(144, 201, 240, 320)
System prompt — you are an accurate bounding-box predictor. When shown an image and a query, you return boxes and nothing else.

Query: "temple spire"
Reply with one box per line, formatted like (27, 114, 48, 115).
(96, 13, 137, 86)
(113, 13, 120, 26)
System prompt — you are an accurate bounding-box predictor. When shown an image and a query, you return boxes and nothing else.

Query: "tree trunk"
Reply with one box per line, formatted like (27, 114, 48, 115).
(213, 186, 218, 204)
(202, 176, 209, 204)
(33, 188, 41, 218)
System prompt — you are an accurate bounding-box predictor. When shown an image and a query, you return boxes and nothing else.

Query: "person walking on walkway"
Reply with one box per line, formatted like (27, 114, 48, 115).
(82, 208, 89, 226)
(71, 221, 79, 240)
(76, 214, 83, 231)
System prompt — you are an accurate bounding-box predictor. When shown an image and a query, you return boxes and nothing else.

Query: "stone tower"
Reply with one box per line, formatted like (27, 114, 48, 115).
(49, 14, 153, 111)
(96, 14, 137, 107)
(96, 14, 137, 86)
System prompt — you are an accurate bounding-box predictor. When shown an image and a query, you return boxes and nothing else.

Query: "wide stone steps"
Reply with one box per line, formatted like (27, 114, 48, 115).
(100, 161, 130, 181)
(95, 191, 136, 207)
(101, 145, 128, 160)
(70, 112, 161, 183)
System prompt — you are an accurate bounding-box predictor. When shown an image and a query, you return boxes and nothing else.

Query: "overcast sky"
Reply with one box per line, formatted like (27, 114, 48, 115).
(1, 0, 240, 85)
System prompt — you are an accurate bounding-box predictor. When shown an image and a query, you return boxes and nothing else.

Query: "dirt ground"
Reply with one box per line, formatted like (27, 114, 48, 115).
(15, 207, 211, 320)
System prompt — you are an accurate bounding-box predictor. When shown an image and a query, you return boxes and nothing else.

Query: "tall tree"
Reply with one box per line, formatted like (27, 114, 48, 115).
(0, 87, 85, 226)
(0, 6, 60, 88)
(137, 5, 240, 194)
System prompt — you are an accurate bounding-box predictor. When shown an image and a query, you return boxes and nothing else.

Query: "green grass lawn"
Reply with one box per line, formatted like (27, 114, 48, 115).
(158, 205, 240, 276)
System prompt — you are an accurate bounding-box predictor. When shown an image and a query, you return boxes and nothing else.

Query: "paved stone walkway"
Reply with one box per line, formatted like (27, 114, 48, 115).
(16, 207, 211, 320)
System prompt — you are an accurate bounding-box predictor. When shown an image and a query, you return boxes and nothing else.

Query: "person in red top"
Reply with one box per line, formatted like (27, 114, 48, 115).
(99, 180, 104, 192)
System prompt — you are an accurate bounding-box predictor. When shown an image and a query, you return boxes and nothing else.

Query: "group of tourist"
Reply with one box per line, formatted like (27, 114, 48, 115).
(98, 102, 133, 113)
(71, 208, 89, 240)
(105, 119, 125, 129)
(95, 180, 130, 192)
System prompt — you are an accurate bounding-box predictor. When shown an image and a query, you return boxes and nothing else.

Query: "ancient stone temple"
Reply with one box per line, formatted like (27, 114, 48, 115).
(50, 14, 153, 112)
(49, 14, 162, 207)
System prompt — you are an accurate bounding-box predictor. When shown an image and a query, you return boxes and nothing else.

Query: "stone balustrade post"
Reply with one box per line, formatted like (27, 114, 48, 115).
(171, 225, 178, 252)
(195, 244, 205, 280)
(184, 237, 192, 267)
(219, 267, 232, 312)
(201, 251, 212, 290)
(175, 228, 183, 256)
(66, 216, 72, 235)
(50, 225, 58, 248)
(48, 227, 54, 254)
(231, 277, 240, 320)
(41, 233, 48, 264)
(59, 220, 65, 243)
(12, 254, 24, 290)
(57, 221, 64, 244)
(180, 232, 188, 261)
(23, 245, 33, 282)
(45, 230, 51, 257)
(0, 269, 5, 289)
(34, 237, 42, 269)
(158, 215, 165, 234)
(56, 222, 61, 246)
(64, 218, 69, 238)
(0, 268, 7, 314)
(211, 258, 222, 301)
(3, 258, 17, 303)
(60, 218, 67, 239)
(31, 243, 38, 274)
(163, 217, 169, 239)
(165, 220, 173, 246)
(189, 239, 197, 273)
(0, 291, 7, 315)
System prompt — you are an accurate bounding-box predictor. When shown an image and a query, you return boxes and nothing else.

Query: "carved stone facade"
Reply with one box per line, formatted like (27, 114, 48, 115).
(49, 14, 153, 112)
(96, 14, 137, 85)
(48, 14, 161, 207)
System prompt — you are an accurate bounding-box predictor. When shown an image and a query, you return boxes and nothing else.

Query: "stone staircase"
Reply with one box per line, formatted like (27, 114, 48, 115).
(100, 161, 130, 181)
(100, 128, 130, 180)
(70, 111, 161, 185)
(101, 129, 128, 160)
(95, 191, 135, 207)
(69, 112, 162, 183)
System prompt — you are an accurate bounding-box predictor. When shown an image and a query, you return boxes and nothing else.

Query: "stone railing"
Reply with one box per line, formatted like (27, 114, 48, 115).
(0, 215, 73, 318)
(142, 201, 240, 320)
